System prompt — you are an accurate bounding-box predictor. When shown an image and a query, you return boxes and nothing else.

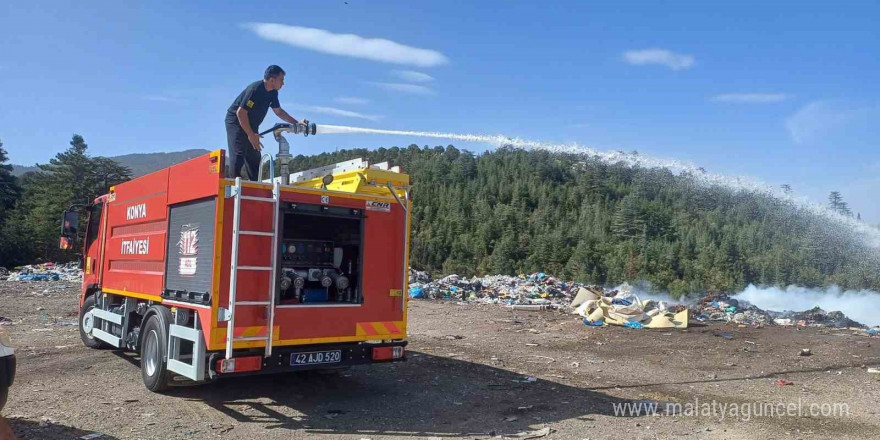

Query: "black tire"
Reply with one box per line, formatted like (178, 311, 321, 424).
(140, 308, 172, 392)
(79, 295, 108, 349)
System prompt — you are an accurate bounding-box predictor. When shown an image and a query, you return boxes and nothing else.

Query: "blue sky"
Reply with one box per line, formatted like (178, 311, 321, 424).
(1, 1, 878, 221)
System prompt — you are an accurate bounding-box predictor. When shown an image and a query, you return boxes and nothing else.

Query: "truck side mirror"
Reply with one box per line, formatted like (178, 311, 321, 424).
(59, 210, 79, 249)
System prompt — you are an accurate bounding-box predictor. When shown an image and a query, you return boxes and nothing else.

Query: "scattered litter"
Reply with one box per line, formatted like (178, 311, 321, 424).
(521, 355, 555, 364)
(775, 379, 794, 386)
(5, 261, 82, 282)
(867, 368, 880, 374)
(504, 416, 518, 422)
(80, 434, 105, 440)
(715, 332, 733, 340)
(508, 305, 550, 311)
(800, 348, 812, 356)
(501, 427, 554, 439)
(623, 321, 644, 330)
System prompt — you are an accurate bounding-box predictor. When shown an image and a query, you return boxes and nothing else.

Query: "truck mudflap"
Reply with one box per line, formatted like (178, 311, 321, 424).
(210, 341, 407, 377)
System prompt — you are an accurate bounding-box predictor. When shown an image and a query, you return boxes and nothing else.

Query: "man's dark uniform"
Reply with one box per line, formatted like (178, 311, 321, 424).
(225, 80, 280, 179)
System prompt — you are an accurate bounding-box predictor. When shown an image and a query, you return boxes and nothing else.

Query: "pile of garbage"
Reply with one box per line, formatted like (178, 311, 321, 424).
(572, 284, 689, 329)
(3, 262, 82, 282)
(689, 293, 868, 329)
(408, 269, 576, 308)
(689, 294, 775, 327)
(768, 307, 864, 328)
(408, 270, 876, 332)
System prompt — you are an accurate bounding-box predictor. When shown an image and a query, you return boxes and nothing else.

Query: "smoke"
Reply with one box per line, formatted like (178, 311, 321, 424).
(611, 283, 697, 306)
(315, 123, 880, 251)
(734, 284, 880, 327)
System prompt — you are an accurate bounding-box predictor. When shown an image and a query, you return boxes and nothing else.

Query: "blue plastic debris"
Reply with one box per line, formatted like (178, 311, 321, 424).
(17, 273, 60, 281)
(583, 318, 604, 327)
(623, 321, 643, 329)
(867, 329, 879, 336)
(408, 286, 425, 299)
(611, 298, 632, 306)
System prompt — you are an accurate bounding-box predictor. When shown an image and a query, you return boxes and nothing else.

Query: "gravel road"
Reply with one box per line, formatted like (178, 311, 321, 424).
(1, 281, 878, 439)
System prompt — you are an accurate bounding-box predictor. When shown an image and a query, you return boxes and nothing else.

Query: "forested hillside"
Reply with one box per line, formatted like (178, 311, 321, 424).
(2, 136, 878, 296)
(290, 145, 880, 296)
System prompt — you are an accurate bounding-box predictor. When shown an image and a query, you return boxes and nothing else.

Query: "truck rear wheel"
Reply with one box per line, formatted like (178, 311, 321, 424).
(140, 311, 171, 392)
(79, 295, 108, 349)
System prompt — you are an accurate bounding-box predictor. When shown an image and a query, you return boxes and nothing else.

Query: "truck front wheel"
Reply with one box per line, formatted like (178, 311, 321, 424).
(79, 295, 108, 349)
(140, 313, 171, 392)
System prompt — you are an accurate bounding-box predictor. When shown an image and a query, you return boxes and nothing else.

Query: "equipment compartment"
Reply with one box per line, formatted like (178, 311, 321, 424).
(278, 203, 363, 305)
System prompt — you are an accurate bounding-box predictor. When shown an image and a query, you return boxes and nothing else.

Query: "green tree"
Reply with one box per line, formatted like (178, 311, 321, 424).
(828, 191, 852, 216)
(2, 135, 131, 266)
(0, 139, 20, 222)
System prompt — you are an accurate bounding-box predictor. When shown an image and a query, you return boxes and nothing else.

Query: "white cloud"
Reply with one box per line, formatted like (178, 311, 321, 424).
(711, 93, 790, 103)
(785, 101, 854, 144)
(296, 105, 382, 121)
(243, 23, 449, 67)
(334, 96, 369, 105)
(622, 49, 695, 70)
(391, 70, 435, 82)
(368, 82, 435, 95)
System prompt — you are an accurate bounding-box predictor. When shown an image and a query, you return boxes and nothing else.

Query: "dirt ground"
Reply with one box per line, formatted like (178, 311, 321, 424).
(1, 281, 878, 440)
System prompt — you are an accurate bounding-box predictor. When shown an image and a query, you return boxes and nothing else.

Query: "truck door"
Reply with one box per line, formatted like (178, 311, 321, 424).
(81, 200, 107, 292)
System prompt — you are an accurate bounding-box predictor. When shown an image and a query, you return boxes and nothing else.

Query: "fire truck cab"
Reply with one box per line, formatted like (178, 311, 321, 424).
(60, 151, 411, 391)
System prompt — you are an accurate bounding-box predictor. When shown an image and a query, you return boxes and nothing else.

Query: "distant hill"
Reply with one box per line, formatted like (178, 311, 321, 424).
(12, 148, 211, 178)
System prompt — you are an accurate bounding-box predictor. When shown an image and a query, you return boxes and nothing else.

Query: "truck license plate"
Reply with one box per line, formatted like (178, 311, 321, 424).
(291, 350, 342, 366)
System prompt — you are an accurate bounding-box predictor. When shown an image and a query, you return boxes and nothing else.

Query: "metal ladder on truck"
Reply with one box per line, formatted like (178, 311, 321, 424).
(224, 177, 281, 361)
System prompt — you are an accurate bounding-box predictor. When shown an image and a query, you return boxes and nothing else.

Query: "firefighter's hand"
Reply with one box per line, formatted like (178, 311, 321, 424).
(248, 132, 263, 152)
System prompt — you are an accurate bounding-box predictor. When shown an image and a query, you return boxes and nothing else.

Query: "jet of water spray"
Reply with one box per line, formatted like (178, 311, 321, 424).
(314, 124, 880, 250)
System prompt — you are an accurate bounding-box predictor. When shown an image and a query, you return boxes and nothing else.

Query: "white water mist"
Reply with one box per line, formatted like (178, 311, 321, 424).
(734, 284, 880, 327)
(315, 124, 880, 250)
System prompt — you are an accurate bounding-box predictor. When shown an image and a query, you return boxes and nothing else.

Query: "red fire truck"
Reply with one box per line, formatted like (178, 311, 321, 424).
(60, 139, 410, 391)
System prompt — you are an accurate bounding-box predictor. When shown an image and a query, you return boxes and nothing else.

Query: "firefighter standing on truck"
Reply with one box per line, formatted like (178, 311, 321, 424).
(225, 65, 308, 180)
